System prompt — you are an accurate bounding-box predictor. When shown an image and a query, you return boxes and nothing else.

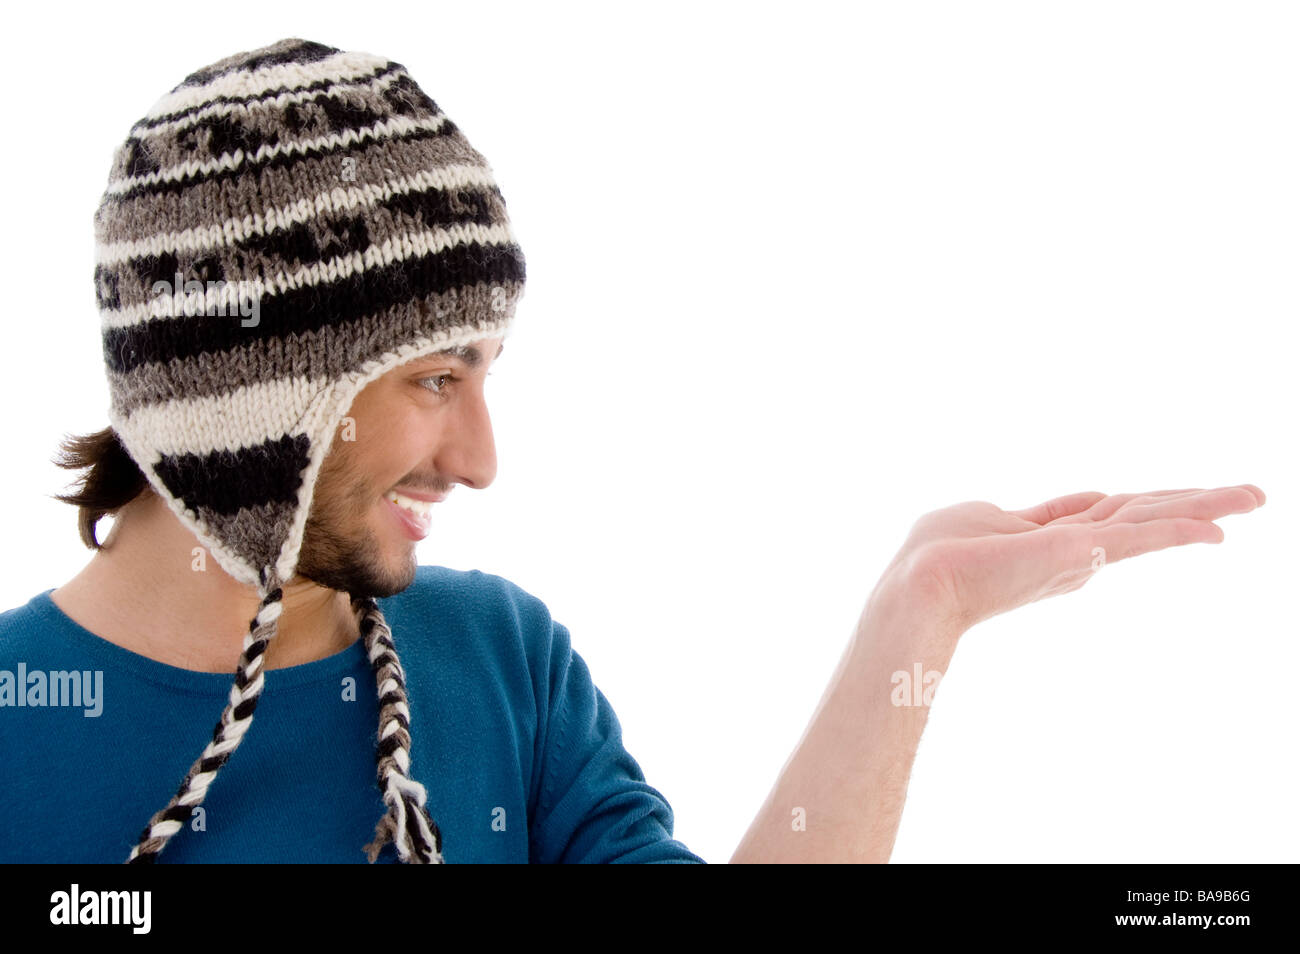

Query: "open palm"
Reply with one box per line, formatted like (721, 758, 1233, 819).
(891, 485, 1266, 633)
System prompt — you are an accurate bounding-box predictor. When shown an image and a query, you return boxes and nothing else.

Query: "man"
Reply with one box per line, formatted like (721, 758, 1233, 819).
(0, 38, 1265, 863)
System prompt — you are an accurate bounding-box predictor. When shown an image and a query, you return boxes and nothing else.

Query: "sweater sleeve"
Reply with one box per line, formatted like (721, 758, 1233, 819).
(528, 616, 706, 864)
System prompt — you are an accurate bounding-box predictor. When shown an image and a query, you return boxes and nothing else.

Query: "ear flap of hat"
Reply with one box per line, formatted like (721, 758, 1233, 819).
(108, 387, 316, 587)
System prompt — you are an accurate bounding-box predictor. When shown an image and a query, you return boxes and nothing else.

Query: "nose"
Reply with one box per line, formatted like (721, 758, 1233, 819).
(434, 382, 497, 490)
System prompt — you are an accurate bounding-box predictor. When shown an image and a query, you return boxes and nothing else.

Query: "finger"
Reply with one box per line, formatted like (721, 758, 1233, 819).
(1235, 483, 1266, 506)
(1009, 491, 1107, 525)
(1097, 486, 1262, 526)
(1054, 488, 1208, 524)
(1092, 518, 1224, 565)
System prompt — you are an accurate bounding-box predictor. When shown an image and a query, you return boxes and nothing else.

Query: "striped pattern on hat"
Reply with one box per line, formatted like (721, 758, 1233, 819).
(97, 37, 525, 863)
(96, 37, 525, 587)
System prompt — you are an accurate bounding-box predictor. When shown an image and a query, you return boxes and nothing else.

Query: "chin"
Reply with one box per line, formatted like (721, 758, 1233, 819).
(296, 522, 419, 600)
(352, 542, 419, 599)
(377, 549, 420, 597)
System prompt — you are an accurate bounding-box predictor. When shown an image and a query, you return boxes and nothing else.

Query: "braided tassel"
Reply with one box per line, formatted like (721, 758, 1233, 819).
(354, 595, 443, 864)
(125, 567, 284, 863)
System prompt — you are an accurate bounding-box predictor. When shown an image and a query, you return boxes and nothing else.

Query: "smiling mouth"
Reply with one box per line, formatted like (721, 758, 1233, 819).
(384, 491, 433, 540)
(386, 490, 437, 515)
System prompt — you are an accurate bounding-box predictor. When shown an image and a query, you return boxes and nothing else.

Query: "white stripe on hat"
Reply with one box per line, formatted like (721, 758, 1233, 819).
(143, 50, 391, 120)
(95, 163, 501, 266)
(118, 375, 327, 457)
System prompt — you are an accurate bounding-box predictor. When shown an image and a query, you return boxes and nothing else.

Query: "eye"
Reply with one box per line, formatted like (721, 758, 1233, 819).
(417, 370, 493, 398)
(418, 373, 456, 396)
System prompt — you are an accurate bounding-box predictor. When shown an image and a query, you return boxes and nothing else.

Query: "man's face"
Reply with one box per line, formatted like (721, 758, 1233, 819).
(295, 335, 504, 598)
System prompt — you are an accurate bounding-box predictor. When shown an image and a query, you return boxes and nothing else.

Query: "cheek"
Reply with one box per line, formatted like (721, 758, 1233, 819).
(355, 414, 428, 485)
(341, 383, 433, 472)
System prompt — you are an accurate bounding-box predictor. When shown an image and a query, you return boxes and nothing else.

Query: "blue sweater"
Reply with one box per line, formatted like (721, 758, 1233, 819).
(0, 565, 705, 863)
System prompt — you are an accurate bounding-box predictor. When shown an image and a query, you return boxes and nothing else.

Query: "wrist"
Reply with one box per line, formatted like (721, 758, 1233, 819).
(854, 566, 967, 665)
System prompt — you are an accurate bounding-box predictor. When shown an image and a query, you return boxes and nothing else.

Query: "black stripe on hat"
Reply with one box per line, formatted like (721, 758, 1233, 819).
(103, 240, 526, 374)
(192, 73, 440, 163)
(154, 433, 311, 516)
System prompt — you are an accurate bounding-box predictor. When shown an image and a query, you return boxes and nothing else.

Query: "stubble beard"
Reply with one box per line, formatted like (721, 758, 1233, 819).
(294, 453, 418, 600)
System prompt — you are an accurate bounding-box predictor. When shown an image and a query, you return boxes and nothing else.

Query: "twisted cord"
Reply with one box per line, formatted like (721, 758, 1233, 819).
(354, 594, 443, 863)
(126, 567, 284, 863)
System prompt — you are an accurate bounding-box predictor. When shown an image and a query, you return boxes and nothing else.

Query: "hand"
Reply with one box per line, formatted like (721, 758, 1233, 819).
(884, 485, 1266, 635)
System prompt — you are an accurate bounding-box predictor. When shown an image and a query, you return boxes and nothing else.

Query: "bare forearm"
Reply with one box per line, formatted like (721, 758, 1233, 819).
(729, 576, 963, 863)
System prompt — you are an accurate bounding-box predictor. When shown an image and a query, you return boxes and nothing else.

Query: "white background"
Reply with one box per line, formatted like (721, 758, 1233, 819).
(1, 1, 1295, 862)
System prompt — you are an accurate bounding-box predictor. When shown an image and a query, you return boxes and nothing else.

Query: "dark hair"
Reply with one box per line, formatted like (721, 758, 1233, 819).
(51, 427, 151, 549)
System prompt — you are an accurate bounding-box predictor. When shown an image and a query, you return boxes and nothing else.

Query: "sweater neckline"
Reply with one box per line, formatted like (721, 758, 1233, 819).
(28, 588, 370, 696)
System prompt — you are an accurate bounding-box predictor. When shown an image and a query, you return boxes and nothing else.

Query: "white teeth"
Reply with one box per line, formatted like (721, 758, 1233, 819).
(385, 491, 433, 518)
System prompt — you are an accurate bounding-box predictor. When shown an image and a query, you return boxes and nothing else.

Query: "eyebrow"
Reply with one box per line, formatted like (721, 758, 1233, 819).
(429, 340, 505, 369)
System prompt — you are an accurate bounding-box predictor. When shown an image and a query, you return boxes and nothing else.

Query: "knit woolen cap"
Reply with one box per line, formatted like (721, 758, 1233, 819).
(93, 38, 526, 863)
